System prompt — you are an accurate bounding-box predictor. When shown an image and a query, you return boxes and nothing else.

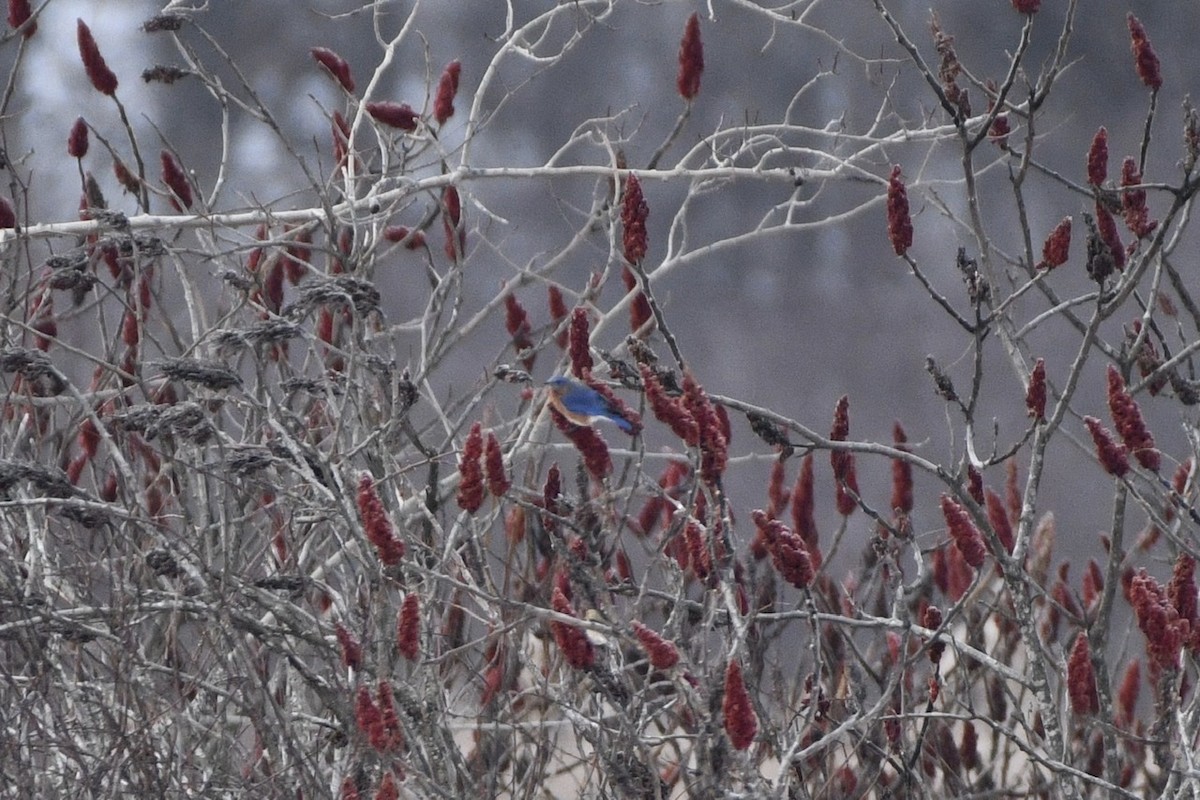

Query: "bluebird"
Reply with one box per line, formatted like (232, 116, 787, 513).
(545, 376, 637, 434)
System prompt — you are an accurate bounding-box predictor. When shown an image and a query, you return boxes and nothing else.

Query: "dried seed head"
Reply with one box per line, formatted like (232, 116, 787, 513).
(434, 60, 462, 125)
(1039, 217, 1072, 269)
(550, 587, 595, 669)
(1127, 14, 1162, 92)
(1026, 357, 1047, 420)
(633, 621, 679, 669)
(159, 150, 192, 211)
(621, 173, 649, 264)
(77, 19, 118, 96)
(1011, 0, 1040, 14)
(940, 495, 986, 569)
(68, 117, 88, 159)
(503, 293, 534, 371)
(357, 473, 404, 565)
(985, 489, 1016, 555)
(568, 306, 594, 377)
(1131, 569, 1187, 671)
(1084, 416, 1129, 477)
(311, 47, 355, 93)
(886, 166, 913, 256)
(397, 593, 421, 661)
(548, 286, 569, 348)
(1067, 633, 1098, 715)
(483, 431, 510, 498)
(1120, 157, 1157, 239)
(890, 422, 914, 515)
(1106, 365, 1159, 471)
(456, 422, 485, 512)
(8, 0, 35, 37)
(335, 624, 362, 670)
(550, 406, 612, 480)
(676, 13, 704, 100)
(722, 660, 757, 750)
(1086, 127, 1108, 187)
(366, 101, 418, 131)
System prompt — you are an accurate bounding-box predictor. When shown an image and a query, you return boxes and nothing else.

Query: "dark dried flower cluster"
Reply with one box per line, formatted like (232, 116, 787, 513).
(311, 47, 355, 93)
(1011, 0, 1040, 14)
(1089, 206, 1123, 278)
(1127, 14, 1162, 91)
(1039, 217, 1071, 269)
(1066, 633, 1098, 715)
(722, 660, 757, 751)
(442, 185, 465, 260)
(503, 293, 534, 371)
(355, 681, 404, 752)
(632, 621, 680, 670)
(985, 80, 1010, 149)
(569, 306, 594, 378)
(1086, 127, 1108, 187)
(642, 365, 698, 444)
(621, 267, 654, 334)
(752, 509, 815, 589)
(550, 587, 595, 669)
(886, 166, 913, 256)
(621, 173, 649, 264)
(547, 286, 570, 348)
(766, 459, 789, 519)
(433, 60, 461, 125)
(684, 371, 728, 487)
(8, 0, 35, 37)
(68, 117, 88, 159)
(160, 151, 192, 211)
(366, 101, 418, 131)
(1127, 320, 1168, 396)
(1025, 358, 1047, 420)
(940, 495, 985, 569)
(1167, 553, 1200, 652)
(1130, 569, 1188, 672)
(373, 772, 399, 800)
(542, 462, 562, 535)
(830, 396, 859, 516)
(335, 624, 363, 670)
(1083, 416, 1128, 477)
(381, 225, 425, 250)
(77, 19, 118, 96)
(922, 605, 944, 663)
(676, 13, 703, 100)
(1116, 661, 1140, 728)
(1120, 158, 1157, 239)
(792, 454, 821, 562)
(397, 593, 421, 661)
(357, 473, 404, 564)
(984, 489, 1015, 555)
(636, 461, 686, 537)
(331, 111, 352, 176)
(890, 422, 914, 516)
(1106, 366, 1159, 471)
(550, 407, 612, 480)
(456, 422, 485, 512)
(484, 431, 510, 498)
(931, 16, 969, 119)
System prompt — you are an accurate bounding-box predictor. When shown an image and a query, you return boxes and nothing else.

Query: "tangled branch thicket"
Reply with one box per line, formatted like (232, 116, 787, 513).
(4, 1, 1200, 797)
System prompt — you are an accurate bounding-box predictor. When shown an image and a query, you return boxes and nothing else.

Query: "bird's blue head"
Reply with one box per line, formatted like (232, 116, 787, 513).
(545, 376, 573, 394)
